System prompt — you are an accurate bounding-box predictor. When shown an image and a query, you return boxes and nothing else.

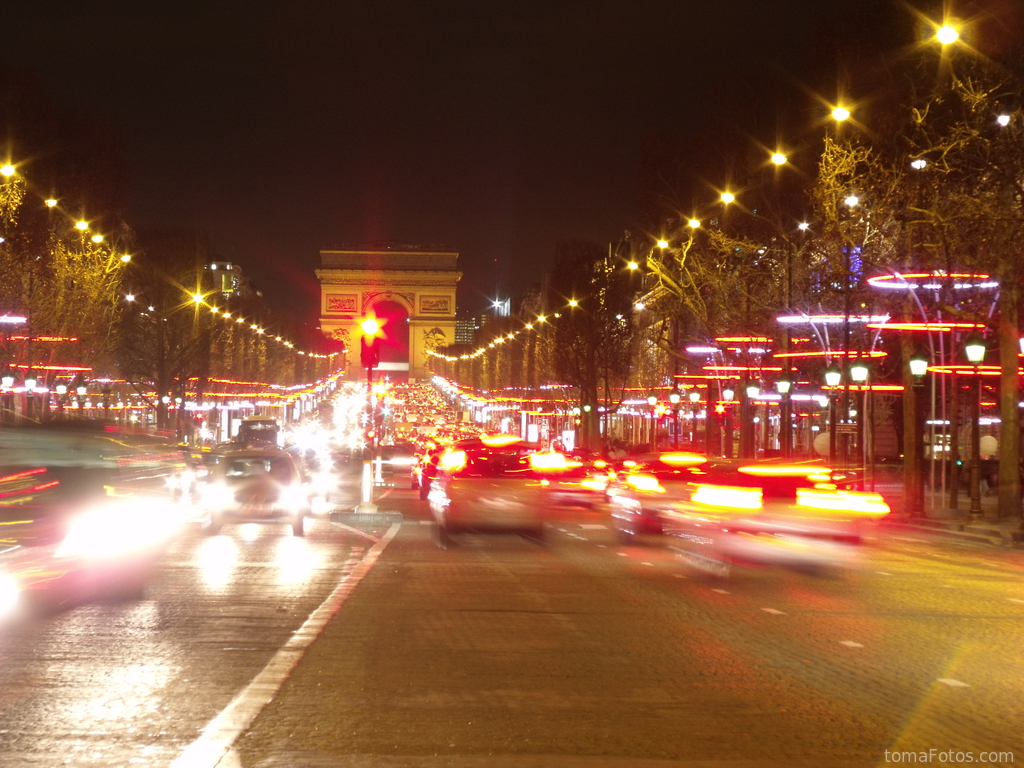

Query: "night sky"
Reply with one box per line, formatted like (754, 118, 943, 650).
(2, 0, 912, 319)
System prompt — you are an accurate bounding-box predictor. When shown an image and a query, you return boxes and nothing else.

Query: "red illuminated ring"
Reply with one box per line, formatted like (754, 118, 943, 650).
(867, 272, 997, 290)
(776, 314, 889, 324)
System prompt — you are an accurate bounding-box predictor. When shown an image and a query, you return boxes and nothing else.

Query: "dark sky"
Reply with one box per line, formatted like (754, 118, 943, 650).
(1, 0, 906, 318)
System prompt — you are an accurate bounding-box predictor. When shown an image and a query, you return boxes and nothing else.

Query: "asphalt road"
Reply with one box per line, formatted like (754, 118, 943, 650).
(2, 473, 1023, 768)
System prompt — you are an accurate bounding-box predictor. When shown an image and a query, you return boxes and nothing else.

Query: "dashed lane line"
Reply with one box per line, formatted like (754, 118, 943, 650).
(839, 640, 864, 648)
(761, 608, 786, 615)
(937, 678, 970, 688)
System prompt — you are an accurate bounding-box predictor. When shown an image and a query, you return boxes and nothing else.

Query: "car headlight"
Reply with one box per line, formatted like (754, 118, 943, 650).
(55, 498, 181, 561)
(281, 486, 308, 512)
(200, 482, 235, 509)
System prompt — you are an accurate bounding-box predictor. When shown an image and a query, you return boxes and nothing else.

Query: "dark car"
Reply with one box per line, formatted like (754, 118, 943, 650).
(0, 421, 183, 620)
(196, 448, 311, 536)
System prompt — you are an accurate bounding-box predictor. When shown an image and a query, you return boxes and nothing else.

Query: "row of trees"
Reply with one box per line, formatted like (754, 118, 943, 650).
(431, 15, 1024, 518)
(0, 183, 339, 427)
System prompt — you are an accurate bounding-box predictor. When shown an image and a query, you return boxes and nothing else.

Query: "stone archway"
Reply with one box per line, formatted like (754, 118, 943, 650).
(315, 246, 461, 380)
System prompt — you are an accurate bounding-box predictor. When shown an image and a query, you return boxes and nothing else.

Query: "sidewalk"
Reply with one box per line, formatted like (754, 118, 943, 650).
(874, 484, 1024, 547)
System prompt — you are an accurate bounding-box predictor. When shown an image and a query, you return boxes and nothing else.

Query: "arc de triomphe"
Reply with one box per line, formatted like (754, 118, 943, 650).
(316, 246, 461, 381)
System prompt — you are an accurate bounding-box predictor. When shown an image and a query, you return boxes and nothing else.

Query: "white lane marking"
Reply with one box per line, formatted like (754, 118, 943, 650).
(937, 678, 970, 688)
(711, 588, 730, 594)
(1008, 598, 1024, 604)
(641, 561, 653, 566)
(761, 608, 786, 615)
(892, 537, 927, 543)
(673, 574, 687, 579)
(875, 571, 893, 576)
(170, 522, 402, 768)
(839, 640, 863, 648)
(616, 552, 629, 557)
(557, 528, 568, 532)
(326, 521, 380, 542)
(419, 520, 432, 525)
(579, 524, 606, 530)
(596, 544, 607, 548)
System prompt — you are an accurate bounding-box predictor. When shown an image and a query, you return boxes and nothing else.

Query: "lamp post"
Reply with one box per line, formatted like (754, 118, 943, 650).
(689, 389, 701, 450)
(776, 377, 792, 458)
(964, 334, 986, 517)
(850, 359, 870, 488)
(668, 386, 682, 448)
(908, 349, 930, 517)
(824, 364, 842, 464)
(745, 384, 760, 459)
(647, 395, 658, 450)
(358, 317, 382, 513)
(722, 388, 734, 458)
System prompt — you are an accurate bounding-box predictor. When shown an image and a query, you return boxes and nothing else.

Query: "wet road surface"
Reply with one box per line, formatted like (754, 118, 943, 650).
(2, 478, 1024, 767)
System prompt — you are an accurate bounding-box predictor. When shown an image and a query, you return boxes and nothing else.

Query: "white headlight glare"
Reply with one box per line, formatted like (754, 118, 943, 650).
(56, 499, 181, 560)
(0, 572, 19, 618)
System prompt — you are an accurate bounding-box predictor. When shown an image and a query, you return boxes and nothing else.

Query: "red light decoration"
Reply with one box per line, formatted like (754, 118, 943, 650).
(714, 336, 772, 343)
(773, 350, 887, 359)
(703, 365, 782, 372)
(926, 365, 1002, 376)
(866, 321, 986, 331)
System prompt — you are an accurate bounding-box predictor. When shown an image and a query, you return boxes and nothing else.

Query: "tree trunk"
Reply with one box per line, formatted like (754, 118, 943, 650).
(997, 282, 1021, 521)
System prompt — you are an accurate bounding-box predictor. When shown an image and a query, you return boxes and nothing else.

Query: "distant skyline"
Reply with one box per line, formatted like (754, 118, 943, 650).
(2, 0, 936, 318)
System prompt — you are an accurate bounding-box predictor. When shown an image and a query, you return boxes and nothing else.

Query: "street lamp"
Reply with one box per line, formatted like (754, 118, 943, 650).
(964, 333, 986, 517)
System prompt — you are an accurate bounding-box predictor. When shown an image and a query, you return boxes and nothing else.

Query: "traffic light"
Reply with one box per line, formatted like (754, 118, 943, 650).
(360, 336, 380, 369)
(359, 317, 381, 369)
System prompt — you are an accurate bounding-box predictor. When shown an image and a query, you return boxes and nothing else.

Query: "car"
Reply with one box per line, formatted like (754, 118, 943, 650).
(196, 448, 311, 536)
(428, 438, 548, 547)
(527, 451, 614, 510)
(608, 455, 891, 573)
(379, 441, 418, 479)
(0, 421, 183, 621)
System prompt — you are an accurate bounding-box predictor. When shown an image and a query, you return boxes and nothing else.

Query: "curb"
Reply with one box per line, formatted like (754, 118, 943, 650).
(880, 520, 1012, 547)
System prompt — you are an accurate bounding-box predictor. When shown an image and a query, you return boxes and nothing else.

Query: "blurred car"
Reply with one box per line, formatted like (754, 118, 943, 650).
(0, 421, 183, 621)
(379, 441, 418, 480)
(196, 448, 311, 536)
(609, 455, 890, 572)
(428, 437, 548, 547)
(527, 451, 614, 509)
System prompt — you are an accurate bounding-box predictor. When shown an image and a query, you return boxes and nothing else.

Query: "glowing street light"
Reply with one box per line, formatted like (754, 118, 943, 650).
(771, 152, 787, 165)
(656, 239, 669, 249)
(627, 261, 638, 270)
(936, 24, 959, 45)
(688, 219, 701, 228)
(844, 194, 860, 208)
(74, 221, 89, 231)
(0, 165, 14, 177)
(720, 192, 735, 204)
(997, 114, 1011, 127)
(832, 106, 851, 122)
(45, 199, 58, 208)
(90, 234, 104, 243)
